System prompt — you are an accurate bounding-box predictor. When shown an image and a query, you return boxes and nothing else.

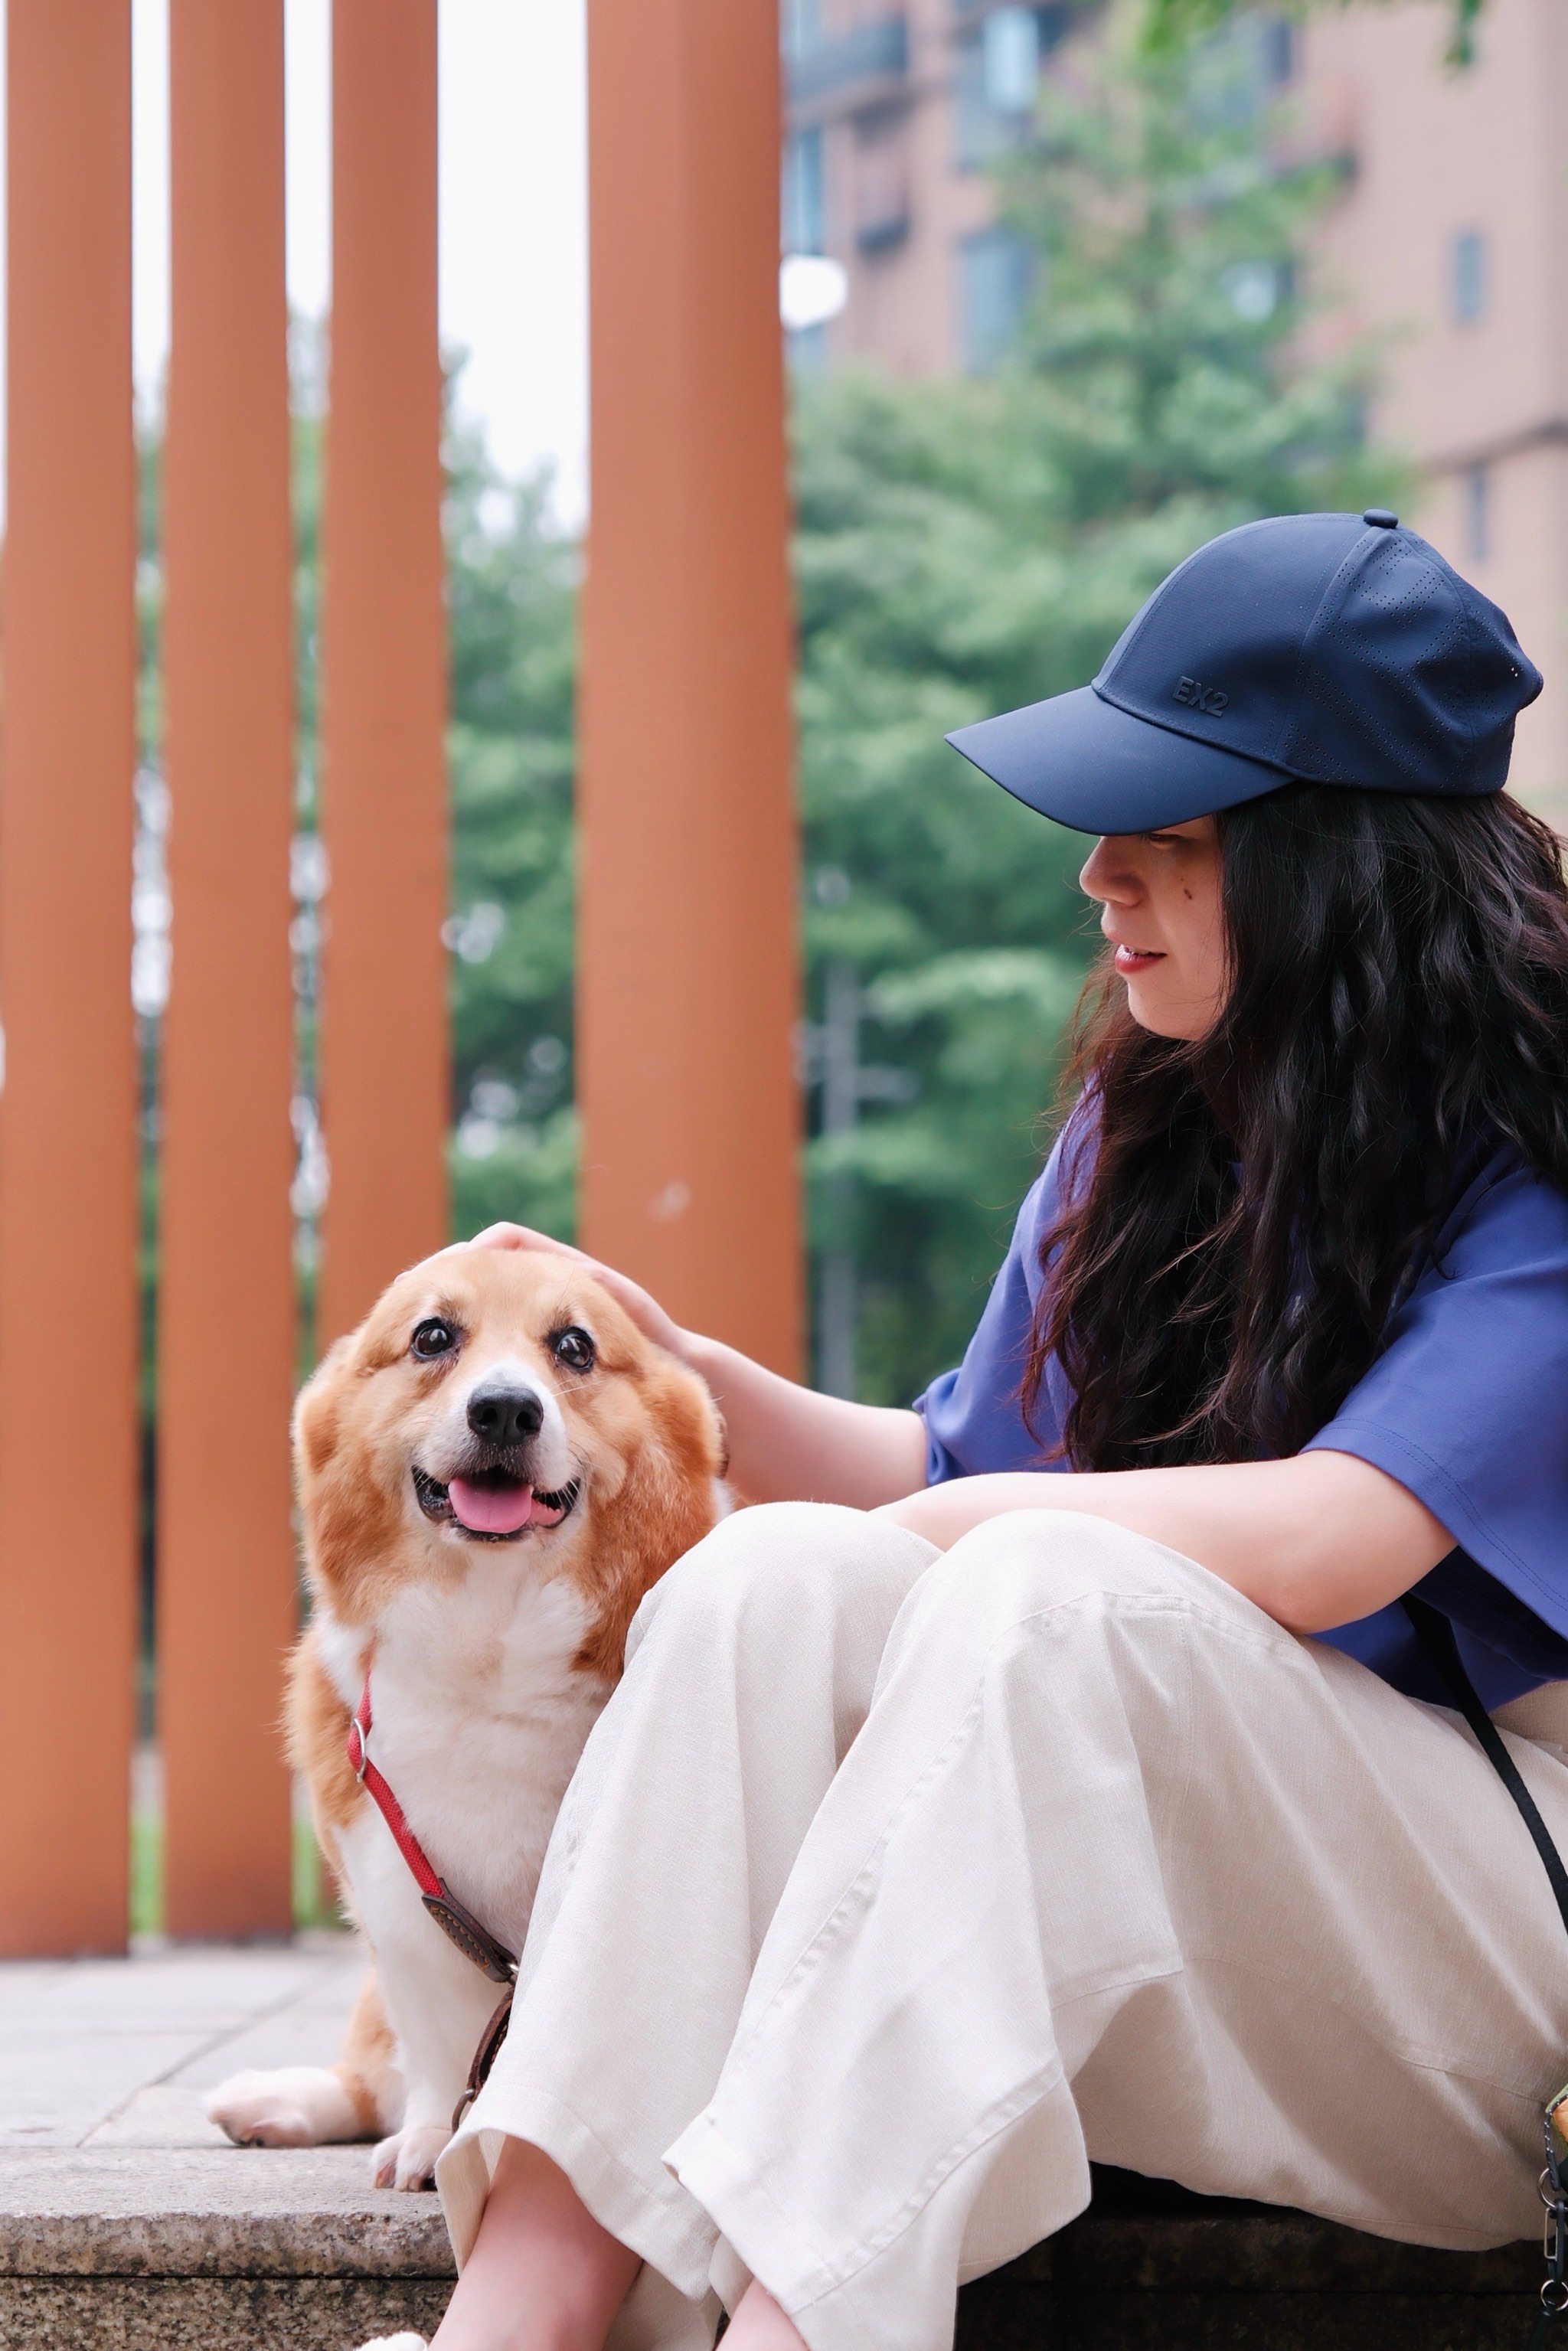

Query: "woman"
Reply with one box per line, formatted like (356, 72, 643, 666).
(400, 511, 1568, 2351)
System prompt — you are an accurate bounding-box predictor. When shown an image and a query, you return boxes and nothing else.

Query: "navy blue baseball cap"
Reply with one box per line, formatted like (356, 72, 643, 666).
(946, 509, 1543, 833)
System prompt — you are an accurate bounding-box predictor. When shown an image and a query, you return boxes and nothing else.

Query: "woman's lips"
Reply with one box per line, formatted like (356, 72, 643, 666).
(1112, 943, 1165, 975)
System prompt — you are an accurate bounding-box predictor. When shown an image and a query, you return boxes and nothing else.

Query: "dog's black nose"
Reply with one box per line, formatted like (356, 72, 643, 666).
(466, 1383, 545, 1446)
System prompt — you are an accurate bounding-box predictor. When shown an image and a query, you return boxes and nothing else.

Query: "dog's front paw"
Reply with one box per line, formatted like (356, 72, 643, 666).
(371, 2122, 449, 2190)
(207, 2065, 362, 2148)
(350, 2336, 427, 2350)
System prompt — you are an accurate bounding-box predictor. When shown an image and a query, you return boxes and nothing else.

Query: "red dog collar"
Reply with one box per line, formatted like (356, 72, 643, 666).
(348, 1674, 518, 1986)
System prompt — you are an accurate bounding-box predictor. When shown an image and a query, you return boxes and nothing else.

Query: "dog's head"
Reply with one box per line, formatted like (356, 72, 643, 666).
(295, 1245, 727, 1674)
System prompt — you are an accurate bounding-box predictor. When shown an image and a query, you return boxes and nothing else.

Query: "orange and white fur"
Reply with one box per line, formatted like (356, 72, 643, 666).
(207, 1242, 725, 2191)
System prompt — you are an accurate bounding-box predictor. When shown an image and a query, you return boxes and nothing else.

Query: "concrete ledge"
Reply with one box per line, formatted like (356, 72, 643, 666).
(0, 2278, 453, 2351)
(0, 2147, 451, 2280)
(0, 2150, 453, 2349)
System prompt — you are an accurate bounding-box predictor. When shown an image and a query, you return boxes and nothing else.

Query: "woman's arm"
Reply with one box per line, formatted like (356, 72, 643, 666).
(471, 1223, 926, 1507)
(877, 1449, 1453, 1634)
(681, 1333, 926, 1505)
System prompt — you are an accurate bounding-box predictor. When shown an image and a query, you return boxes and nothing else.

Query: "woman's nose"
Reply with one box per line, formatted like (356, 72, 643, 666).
(1079, 835, 1142, 904)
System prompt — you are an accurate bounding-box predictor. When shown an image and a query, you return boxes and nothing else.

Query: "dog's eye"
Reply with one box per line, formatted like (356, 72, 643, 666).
(410, 1318, 459, 1361)
(551, 1325, 596, 1373)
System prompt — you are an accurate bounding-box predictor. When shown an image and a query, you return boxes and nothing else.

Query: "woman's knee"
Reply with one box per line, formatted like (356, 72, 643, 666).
(899, 1507, 1247, 1660)
(628, 1500, 933, 1664)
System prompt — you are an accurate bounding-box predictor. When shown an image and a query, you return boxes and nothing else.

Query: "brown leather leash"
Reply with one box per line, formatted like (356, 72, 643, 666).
(347, 1673, 518, 2131)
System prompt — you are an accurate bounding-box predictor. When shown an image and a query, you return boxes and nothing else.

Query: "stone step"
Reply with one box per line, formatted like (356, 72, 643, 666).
(0, 2145, 451, 2351)
(0, 1948, 1543, 2349)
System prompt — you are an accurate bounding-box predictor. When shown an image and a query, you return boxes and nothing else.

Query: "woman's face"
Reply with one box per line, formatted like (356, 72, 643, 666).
(1077, 818, 1227, 1041)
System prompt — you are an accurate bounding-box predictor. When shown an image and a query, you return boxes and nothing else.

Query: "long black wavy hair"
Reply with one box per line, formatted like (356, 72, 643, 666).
(1026, 786, 1568, 1469)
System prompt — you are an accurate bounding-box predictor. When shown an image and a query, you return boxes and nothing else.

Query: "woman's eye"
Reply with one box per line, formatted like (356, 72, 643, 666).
(552, 1325, 596, 1373)
(410, 1318, 459, 1360)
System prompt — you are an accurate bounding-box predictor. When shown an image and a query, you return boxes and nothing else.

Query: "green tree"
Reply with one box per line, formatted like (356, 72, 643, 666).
(1143, 0, 1481, 72)
(443, 429, 579, 1244)
(790, 22, 1398, 1402)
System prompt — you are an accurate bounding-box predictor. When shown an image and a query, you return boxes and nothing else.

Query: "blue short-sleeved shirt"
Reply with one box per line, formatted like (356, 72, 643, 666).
(916, 1114, 1568, 1708)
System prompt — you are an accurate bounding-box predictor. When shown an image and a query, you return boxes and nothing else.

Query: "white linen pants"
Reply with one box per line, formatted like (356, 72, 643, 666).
(436, 1503, 1568, 2351)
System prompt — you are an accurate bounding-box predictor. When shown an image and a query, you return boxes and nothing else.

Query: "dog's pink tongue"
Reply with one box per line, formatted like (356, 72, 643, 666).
(448, 1477, 535, 1535)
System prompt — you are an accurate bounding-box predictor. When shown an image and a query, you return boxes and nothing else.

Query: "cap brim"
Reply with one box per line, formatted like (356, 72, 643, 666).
(946, 684, 1290, 833)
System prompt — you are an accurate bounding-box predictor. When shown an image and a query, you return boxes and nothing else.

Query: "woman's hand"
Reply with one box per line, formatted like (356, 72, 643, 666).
(469, 1223, 691, 1363)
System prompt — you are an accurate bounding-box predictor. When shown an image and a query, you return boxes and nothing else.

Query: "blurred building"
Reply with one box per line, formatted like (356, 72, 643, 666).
(782, 0, 1060, 376)
(1305, 0, 1568, 813)
(782, 0, 1568, 811)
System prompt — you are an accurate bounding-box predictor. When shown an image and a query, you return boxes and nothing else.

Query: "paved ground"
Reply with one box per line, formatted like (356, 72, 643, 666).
(0, 1941, 454, 2346)
(0, 1935, 370, 2162)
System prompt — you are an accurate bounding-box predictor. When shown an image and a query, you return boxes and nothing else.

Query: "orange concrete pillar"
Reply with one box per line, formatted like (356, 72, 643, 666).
(318, 0, 447, 1349)
(0, 0, 138, 1956)
(158, 0, 296, 1936)
(580, 0, 802, 1376)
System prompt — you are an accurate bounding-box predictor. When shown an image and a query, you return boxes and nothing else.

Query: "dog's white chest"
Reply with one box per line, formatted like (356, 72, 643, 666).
(319, 1566, 609, 1952)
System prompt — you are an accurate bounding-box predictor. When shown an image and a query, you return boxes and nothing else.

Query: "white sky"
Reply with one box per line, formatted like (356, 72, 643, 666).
(0, 0, 591, 524)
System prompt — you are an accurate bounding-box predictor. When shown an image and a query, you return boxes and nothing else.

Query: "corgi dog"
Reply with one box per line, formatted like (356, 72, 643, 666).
(207, 1242, 726, 2189)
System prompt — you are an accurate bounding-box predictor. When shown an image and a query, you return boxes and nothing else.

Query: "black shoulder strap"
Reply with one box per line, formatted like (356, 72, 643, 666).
(1403, 1593, 1568, 1947)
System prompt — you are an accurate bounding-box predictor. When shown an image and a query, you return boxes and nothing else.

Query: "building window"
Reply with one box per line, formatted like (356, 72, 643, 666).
(1462, 463, 1491, 561)
(852, 118, 912, 253)
(1223, 260, 1283, 322)
(1188, 13, 1295, 132)
(959, 226, 1034, 371)
(1259, 15, 1295, 85)
(1452, 228, 1488, 325)
(786, 15, 908, 109)
(985, 5, 1040, 109)
(780, 0, 821, 64)
(954, 34, 991, 166)
(782, 127, 826, 256)
(955, 5, 1056, 168)
(788, 322, 830, 377)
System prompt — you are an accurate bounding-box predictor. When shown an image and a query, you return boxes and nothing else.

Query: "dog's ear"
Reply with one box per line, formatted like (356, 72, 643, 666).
(573, 1363, 725, 1680)
(293, 1336, 354, 1481)
(292, 1331, 405, 1615)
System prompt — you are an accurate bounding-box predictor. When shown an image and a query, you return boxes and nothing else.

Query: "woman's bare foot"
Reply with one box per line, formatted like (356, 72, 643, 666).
(428, 2137, 640, 2350)
(721, 2281, 809, 2349)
